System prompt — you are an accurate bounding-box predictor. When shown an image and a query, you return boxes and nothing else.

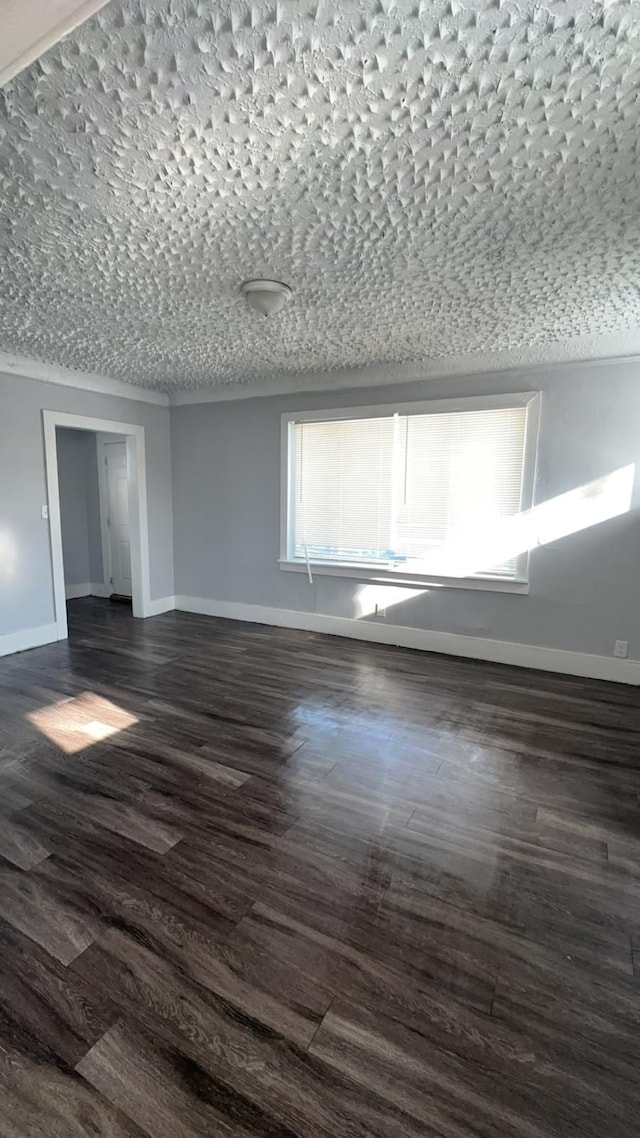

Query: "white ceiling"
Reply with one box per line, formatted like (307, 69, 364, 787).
(0, 1, 110, 88)
(1, 0, 640, 395)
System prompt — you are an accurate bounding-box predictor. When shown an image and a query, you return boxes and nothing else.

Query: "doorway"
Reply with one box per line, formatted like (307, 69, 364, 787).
(97, 434, 132, 599)
(43, 410, 153, 643)
(56, 427, 106, 602)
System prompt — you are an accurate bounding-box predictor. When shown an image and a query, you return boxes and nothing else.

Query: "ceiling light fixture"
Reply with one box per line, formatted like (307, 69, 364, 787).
(241, 278, 292, 317)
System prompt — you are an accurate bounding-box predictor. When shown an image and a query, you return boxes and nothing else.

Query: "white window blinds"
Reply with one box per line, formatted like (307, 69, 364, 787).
(291, 405, 529, 579)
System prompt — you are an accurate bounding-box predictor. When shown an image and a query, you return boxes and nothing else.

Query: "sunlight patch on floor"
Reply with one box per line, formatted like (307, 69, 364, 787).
(27, 691, 138, 754)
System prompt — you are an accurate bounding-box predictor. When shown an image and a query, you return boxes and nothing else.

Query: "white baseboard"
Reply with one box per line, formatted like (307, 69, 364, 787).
(0, 623, 60, 658)
(145, 595, 176, 617)
(90, 583, 112, 599)
(65, 582, 111, 600)
(3, 597, 636, 684)
(173, 595, 640, 685)
(63, 588, 175, 615)
(65, 583, 91, 599)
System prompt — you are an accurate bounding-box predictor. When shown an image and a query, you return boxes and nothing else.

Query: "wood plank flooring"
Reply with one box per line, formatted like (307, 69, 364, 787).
(1, 597, 639, 1136)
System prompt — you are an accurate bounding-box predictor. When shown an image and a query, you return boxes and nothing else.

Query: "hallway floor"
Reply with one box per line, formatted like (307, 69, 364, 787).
(0, 599, 639, 1137)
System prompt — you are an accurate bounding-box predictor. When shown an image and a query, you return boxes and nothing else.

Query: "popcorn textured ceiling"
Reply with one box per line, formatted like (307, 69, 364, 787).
(1, 0, 639, 392)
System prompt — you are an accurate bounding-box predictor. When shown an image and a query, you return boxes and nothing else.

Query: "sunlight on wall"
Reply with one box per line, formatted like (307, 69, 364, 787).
(425, 464, 635, 579)
(354, 465, 635, 617)
(0, 527, 18, 581)
(27, 691, 138, 754)
(356, 584, 429, 619)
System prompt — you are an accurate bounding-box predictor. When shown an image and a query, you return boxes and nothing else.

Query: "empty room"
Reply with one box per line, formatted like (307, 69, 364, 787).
(1, 1, 639, 1135)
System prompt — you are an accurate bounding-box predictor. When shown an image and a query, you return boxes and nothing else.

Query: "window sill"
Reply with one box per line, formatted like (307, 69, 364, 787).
(278, 560, 530, 595)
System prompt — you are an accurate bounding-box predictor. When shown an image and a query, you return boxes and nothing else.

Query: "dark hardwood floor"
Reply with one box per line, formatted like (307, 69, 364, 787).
(1, 598, 639, 1136)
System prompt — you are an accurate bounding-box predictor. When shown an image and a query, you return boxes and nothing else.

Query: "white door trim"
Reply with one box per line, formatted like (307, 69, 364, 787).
(43, 410, 152, 641)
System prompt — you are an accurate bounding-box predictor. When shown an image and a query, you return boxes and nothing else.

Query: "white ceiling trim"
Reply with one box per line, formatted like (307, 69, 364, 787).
(3, 337, 640, 409)
(168, 334, 640, 406)
(0, 0, 111, 89)
(0, 351, 169, 406)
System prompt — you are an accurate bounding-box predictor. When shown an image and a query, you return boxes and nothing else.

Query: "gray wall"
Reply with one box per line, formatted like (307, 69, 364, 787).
(57, 428, 103, 587)
(4, 359, 639, 657)
(171, 360, 640, 661)
(0, 371, 174, 637)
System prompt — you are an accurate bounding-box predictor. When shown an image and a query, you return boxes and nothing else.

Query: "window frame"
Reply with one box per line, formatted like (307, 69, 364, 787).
(279, 391, 541, 594)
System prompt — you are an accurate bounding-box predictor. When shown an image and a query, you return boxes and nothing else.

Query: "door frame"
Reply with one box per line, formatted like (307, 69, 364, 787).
(43, 410, 153, 641)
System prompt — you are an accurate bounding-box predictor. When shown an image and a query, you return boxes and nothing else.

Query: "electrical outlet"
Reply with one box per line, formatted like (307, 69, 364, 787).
(374, 604, 386, 619)
(614, 640, 628, 658)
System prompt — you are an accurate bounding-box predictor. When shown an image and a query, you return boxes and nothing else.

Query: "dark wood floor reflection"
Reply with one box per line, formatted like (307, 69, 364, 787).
(1, 598, 639, 1136)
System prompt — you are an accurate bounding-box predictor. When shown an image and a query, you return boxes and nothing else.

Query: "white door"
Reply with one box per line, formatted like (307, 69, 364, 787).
(105, 442, 132, 596)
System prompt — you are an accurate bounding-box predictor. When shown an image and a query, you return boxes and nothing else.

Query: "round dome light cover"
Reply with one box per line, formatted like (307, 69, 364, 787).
(241, 279, 292, 317)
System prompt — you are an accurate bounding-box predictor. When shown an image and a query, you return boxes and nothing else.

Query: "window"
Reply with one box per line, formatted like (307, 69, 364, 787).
(280, 393, 540, 589)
